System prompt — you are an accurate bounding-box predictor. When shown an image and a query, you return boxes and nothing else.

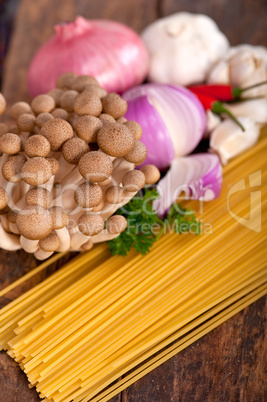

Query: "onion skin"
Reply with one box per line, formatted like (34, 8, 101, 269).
(27, 16, 149, 98)
(123, 83, 206, 170)
(153, 153, 222, 217)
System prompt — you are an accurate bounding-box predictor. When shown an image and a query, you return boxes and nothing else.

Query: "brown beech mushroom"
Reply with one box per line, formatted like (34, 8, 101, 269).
(51, 108, 69, 120)
(73, 92, 102, 116)
(0, 93, 6, 115)
(117, 117, 127, 124)
(78, 213, 104, 236)
(97, 123, 135, 157)
(75, 115, 103, 142)
(24, 134, 51, 158)
(140, 165, 161, 184)
(101, 93, 127, 119)
(36, 112, 53, 128)
(10, 102, 32, 120)
(62, 137, 90, 165)
(74, 182, 103, 208)
(122, 170, 146, 192)
(56, 72, 78, 89)
(106, 215, 127, 234)
(0, 133, 22, 155)
(124, 140, 147, 165)
(49, 206, 69, 229)
(71, 75, 99, 92)
(124, 121, 142, 140)
(78, 151, 113, 182)
(59, 90, 79, 112)
(31, 94, 55, 114)
(2, 154, 26, 183)
(47, 88, 64, 106)
(17, 113, 36, 131)
(40, 118, 73, 151)
(0, 187, 8, 210)
(81, 239, 94, 251)
(6, 209, 18, 223)
(25, 187, 52, 209)
(39, 231, 60, 252)
(21, 157, 53, 185)
(99, 114, 116, 124)
(91, 198, 105, 212)
(46, 157, 60, 175)
(16, 205, 53, 240)
(105, 185, 124, 204)
(84, 85, 107, 99)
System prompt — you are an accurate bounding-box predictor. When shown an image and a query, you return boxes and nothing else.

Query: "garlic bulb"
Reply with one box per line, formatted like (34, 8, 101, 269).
(210, 117, 260, 165)
(141, 12, 229, 86)
(208, 45, 267, 97)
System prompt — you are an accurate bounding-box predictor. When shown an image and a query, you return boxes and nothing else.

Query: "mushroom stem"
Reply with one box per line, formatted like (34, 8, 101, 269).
(55, 227, 71, 252)
(20, 236, 39, 253)
(0, 223, 21, 250)
(70, 229, 90, 250)
(9, 222, 20, 234)
(1, 215, 10, 232)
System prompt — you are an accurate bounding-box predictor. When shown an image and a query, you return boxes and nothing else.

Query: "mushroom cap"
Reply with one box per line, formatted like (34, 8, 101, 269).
(73, 92, 102, 116)
(0, 93, 6, 115)
(0, 187, 9, 210)
(47, 88, 64, 106)
(48, 206, 69, 229)
(59, 90, 79, 112)
(74, 182, 103, 208)
(25, 187, 52, 209)
(105, 185, 124, 204)
(116, 117, 127, 124)
(51, 108, 69, 120)
(140, 164, 160, 184)
(62, 137, 90, 165)
(0, 123, 8, 136)
(124, 140, 147, 165)
(39, 230, 60, 252)
(91, 198, 105, 212)
(75, 115, 103, 143)
(24, 134, 51, 158)
(83, 85, 107, 99)
(78, 151, 113, 182)
(40, 118, 74, 151)
(122, 170, 146, 192)
(2, 154, 26, 183)
(101, 93, 127, 119)
(17, 113, 36, 131)
(78, 213, 104, 236)
(106, 215, 127, 234)
(31, 94, 55, 114)
(46, 157, 60, 175)
(81, 239, 94, 251)
(99, 114, 116, 124)
(16, 205, 53, 240)
(71, 75, 100, 92)
(98, 176, 112, 187)
(36, 112, 54, 128)
(10, 102, 32, 120)
(0, 133, 22, 155)
(6, 209, 18, 223)
(56, 72, 78, 89)
(97, 123, 135, 157)
(124, 121, 142, 140)
(21, 157, 53, 185)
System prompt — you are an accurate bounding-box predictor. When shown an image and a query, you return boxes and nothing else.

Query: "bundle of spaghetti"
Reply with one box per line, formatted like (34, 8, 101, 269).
(0, 134, 266, 401)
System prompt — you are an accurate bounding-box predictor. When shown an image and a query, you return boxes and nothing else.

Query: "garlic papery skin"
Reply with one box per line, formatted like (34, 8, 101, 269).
(208, 45, 267, 98)
(224, 99, 267, 126)
(141, 12, 229, 86)
(210, 117, 260, 165)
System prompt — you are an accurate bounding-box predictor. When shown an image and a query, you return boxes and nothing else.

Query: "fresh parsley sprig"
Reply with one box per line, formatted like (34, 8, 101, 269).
(108, 188, 201, 257)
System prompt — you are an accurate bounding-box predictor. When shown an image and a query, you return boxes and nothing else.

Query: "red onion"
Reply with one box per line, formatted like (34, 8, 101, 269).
(123, 83, 206, 170)
(27, 16, 149, 97)
(153, 153, 222, 216)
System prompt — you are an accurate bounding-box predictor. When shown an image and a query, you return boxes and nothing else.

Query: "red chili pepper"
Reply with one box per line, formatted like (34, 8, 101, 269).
(189, 80, 267, 102)
(192, 92, 245, 131)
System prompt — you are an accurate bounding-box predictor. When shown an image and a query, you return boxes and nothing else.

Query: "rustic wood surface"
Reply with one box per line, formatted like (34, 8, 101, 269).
(0, 0, 266, 401)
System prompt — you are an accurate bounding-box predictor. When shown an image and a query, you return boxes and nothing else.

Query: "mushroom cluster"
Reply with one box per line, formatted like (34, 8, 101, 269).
(0, 74, 160, 259)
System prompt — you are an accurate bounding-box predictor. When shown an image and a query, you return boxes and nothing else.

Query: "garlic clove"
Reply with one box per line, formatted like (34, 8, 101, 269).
(204, 110, 222, 138)
(210, 116, 260, 165)
(224, 99, 267, 126)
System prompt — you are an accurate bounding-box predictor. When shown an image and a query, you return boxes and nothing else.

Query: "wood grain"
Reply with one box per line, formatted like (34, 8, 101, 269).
(0, 0, 266, 401)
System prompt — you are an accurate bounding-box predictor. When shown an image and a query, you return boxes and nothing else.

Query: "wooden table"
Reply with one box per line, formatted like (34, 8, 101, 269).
(0, 0, 266, 401)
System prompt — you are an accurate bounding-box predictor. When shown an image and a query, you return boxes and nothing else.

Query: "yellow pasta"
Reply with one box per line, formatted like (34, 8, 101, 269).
(0, 133, 266, 401)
